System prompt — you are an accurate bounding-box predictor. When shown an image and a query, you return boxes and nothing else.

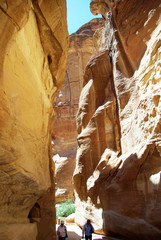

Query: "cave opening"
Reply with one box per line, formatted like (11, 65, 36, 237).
(28, 202, 41, 223)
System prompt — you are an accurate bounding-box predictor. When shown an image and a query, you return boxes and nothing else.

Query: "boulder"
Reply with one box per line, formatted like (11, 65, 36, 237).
(66, 213, 75, 223)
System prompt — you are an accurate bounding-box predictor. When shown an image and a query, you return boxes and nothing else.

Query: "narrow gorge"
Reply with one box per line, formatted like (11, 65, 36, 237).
(0, 0, 161, 240)
(53, 17, 104, 203)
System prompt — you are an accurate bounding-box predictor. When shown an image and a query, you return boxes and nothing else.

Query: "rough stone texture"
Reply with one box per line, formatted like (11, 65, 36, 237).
(0, 223, 37, 240)
(0, 0, 68, 240)
(52, 18, 104, 203)
(74, 0, 161, 239)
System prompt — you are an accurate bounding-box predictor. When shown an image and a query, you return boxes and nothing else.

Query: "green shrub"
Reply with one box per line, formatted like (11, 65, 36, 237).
(56, 199, 75, 217)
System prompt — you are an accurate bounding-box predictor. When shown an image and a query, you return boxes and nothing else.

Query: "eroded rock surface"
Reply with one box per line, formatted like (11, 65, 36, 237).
(74, 0, 161, 239)
(0, 0, 68, 239)
(52, 18, 104, 203)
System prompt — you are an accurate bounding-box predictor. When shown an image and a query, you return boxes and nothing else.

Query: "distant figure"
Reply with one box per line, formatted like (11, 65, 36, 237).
(57, 220, 68, 240)
(82, 219, 94, 240)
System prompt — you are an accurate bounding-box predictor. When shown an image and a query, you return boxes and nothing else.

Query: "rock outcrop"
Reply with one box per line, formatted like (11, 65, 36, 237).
(52, 18, 104, 203)
(0, 1, 68, 240)
(74, 0, 161, 239)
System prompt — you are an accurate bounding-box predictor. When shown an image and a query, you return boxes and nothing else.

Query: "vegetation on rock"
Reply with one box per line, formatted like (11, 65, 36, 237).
(56, 199, 75, 217)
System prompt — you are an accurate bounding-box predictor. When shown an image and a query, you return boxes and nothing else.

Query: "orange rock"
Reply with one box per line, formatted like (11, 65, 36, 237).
(52, 18, 104, 203)
(0, 0, 68, 239)
(74, 0, 161, 238)
(66, 213, 75, 223)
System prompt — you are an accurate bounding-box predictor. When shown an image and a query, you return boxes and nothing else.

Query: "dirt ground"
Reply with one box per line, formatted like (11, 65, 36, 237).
(56, 223, 120, 240)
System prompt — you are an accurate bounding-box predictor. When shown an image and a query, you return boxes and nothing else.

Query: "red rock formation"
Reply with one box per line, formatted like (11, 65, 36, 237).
(0, 1, 68, 239)
(52, 18, 104, 203)
(74, 0, 161, 239)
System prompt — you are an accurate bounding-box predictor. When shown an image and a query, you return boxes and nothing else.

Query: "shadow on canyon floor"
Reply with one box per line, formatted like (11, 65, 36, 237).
(57, 224, 122, 240)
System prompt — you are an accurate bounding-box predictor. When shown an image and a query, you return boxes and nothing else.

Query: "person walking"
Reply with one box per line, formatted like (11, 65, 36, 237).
(82, 219, 94, 240)
(57, 220, 68, 240)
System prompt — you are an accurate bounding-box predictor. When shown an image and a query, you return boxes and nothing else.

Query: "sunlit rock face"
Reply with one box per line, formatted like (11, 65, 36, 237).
(0, 0, 68, 240)
(74, 0, 161, 238)
(52, 18, 104, 203)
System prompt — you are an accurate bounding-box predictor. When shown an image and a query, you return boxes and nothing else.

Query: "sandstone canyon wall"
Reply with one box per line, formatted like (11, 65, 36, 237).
(74, 0, 161, 239)
(52, 18, 104, 203)
(0, 1, 68, 240)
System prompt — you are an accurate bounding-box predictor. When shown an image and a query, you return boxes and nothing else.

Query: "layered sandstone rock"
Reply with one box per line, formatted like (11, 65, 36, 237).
(52, 18, 104, 203)
(0, 1, 68, 240)
(74, 0, 161, 239)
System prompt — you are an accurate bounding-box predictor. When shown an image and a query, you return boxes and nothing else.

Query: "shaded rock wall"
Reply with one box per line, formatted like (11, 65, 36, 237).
(0, 0, 68, 240)
(52, 18, 104, 203)
(74, 0, 161, 239)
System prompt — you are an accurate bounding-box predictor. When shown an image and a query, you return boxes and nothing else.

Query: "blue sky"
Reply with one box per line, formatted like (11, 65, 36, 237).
(67, 0, 102, 35)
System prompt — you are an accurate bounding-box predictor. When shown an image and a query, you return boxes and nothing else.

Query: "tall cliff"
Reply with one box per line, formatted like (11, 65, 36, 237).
(0, 1, 68, 240)
(52, 18, 104, 203)
(74, 0, 161, 239)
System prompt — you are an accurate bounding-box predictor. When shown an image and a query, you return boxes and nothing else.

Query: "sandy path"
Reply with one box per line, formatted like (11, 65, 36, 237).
(56, 224, 120, 240)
